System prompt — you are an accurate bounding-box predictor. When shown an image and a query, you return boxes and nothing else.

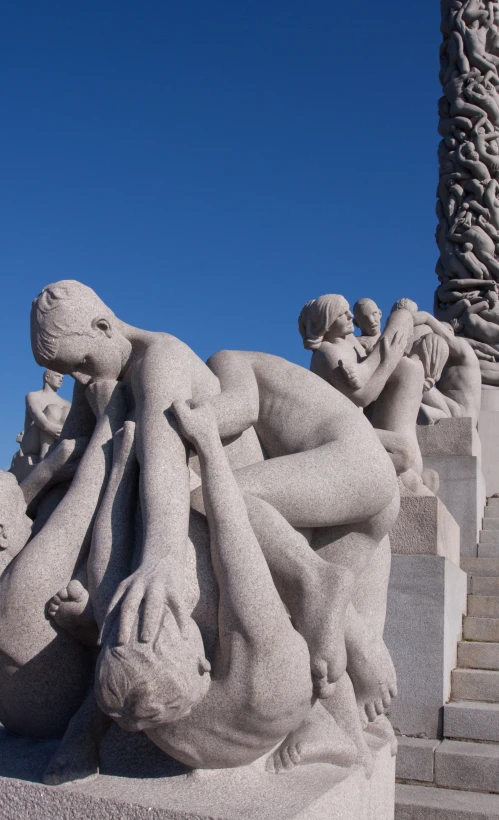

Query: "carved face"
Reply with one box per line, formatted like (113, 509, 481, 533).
(355, 302, 382, 337)
(329, 310, 354, 339)
(46, 320, 126, 385)
(44, 370, 63, 390)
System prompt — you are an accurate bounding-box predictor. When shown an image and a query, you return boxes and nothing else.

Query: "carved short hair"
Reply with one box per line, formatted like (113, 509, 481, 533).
(30, 280, 115, 365)
(96, 635, 200, 728)
(298, 294, 350, 350)
(391, 298, 418, 314)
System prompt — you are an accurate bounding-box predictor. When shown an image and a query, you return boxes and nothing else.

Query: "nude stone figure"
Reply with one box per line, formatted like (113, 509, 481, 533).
(20, 370, 71, 461)
(92, 402, 357, 771)
(353, 298, 382, 353)
(29, 281, 399, 703)
(0, 281, 401, 782)
(414, 312, 483, 426)
(299, 294, 435, 495)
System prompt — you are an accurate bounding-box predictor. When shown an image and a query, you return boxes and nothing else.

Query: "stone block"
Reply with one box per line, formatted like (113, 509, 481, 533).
(384, 556, 467, 738)
(467, 595, 499, 618)
(396, 783, 499, 819)
(478, 386, 499, 496)
(435, 739, 499, 794)
(451, 668, 499, 701)
(395, 737, 440, 783)
(417, 418, 485, 557)
(444, 700, 499, 742)
(423, 455, 484, 558)
(482, 517, 499, 529)
(463, 615, 499, 641)
(389, 497, 460, 565)
(0, 727, 396, 820)
(458, 639, 499, 669)
(417, 418, 478, 457)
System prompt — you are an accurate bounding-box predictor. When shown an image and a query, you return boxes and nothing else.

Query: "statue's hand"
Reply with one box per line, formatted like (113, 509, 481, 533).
(45, 422, 63, 439)
(85, 380, 125, 420)
(102, 560, 189, 646)
(172, 399, 219, 448)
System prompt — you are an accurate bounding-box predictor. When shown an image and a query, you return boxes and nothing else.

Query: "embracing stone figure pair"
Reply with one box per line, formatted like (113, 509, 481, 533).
(0, 280, 399, 783)
(298, 293, 482, 495)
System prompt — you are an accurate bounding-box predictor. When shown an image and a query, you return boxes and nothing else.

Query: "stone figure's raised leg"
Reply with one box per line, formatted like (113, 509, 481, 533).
(87, 420, 138, 635)
(44, 419, 137, 784)
(0, 381, 126, 739)
(241, 493, 355, 698)
(173, 400, 312, 735)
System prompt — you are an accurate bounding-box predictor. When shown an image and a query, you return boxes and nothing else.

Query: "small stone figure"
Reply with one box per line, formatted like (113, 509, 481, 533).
(10, 370, 71, 482)
(353, 298, 382, 353)
(21, 370, 71, 460)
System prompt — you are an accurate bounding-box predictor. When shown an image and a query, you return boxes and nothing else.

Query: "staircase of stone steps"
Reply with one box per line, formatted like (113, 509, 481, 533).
(396, 497, 499, 819)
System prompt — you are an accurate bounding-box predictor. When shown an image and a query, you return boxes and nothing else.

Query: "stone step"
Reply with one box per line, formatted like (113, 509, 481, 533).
(462, 556, 499, 577)
(451, 667, 499, 701)
(480, 530, 499, 546)
(445, 700, 499, 742)
(486, 498, 499, 511)
(478, 543, 499, 558)
(467, 595, 499, 618)
(396, 783, 499, 819)
(434, 739, 499, 794)
(458, 640, 499, 669)
(485, 504, 499, 518)
(482, 517, 499, 530)
(463, 615, 499, 642)
(472, 575, 499, 595)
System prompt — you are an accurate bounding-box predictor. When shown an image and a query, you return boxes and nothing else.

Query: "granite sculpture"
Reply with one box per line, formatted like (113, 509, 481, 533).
(10, 370, 71, 482)
(298, 294, 448, 496)
(437, 0, 499, 384)
(0, 280, 399, 793)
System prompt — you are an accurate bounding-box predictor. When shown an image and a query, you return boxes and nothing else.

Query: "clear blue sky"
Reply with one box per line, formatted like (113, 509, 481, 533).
(1, 0, 441, 468)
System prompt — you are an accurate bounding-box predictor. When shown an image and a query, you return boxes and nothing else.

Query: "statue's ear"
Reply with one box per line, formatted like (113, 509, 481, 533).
(0, 524, 8, 549)
(92, 317, 112, 338)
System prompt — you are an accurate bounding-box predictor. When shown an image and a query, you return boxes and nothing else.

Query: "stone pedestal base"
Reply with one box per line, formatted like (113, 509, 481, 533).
(478, 386, 499, 496)
(0, 727, 395, 820)
(384, 555, 467, 739)
(417, 418, 485, 558)
(389, 496, 460, 564)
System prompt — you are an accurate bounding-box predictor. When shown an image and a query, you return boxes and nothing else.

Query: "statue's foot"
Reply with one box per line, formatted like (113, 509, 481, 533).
(347, 634, 397, 724)
(364, 715, 398, 757)
(48, 580, 98, 647)
(43, 730, 99, 785)
(266, 706, 357, 774)
(293, 562, 355, 699)
(399, 470, 433, 497)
